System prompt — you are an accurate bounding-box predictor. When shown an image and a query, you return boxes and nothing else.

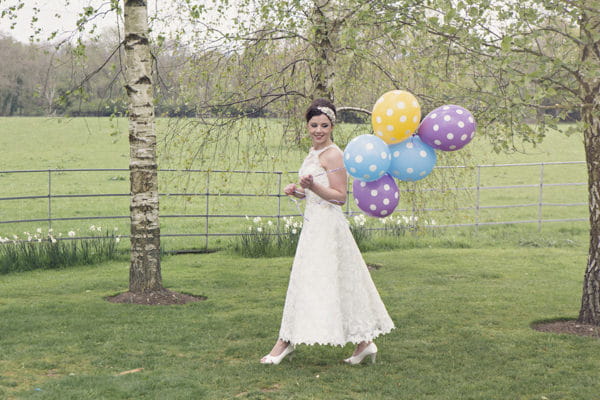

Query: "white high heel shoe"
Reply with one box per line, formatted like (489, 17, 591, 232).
(260, 345, 295, 365)
(344, 342, 377, 365)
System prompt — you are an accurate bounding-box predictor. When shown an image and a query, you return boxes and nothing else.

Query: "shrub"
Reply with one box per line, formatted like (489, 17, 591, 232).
(0, 226, 123, 274)
(231, 216, 302, 258)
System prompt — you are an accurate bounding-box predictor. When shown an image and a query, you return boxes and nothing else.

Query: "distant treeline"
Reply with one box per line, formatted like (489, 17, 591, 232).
(0, 33, 579, 122)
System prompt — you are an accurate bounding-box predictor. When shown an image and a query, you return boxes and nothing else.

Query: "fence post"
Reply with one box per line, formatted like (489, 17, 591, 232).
(475, 166, 481, 232)
(538, 163, 544, 232)
(205, 171, 210, 249)
(346, 180, 351, 217)
(277, 172, 282, 234)
(48, 169, 52, 231)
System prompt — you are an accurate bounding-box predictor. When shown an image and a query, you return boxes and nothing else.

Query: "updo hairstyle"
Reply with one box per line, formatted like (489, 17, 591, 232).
(305, 98, 337, 125)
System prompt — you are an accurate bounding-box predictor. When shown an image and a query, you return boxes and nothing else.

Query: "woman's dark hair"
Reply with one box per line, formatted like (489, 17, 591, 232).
(305, 98, 337, 124)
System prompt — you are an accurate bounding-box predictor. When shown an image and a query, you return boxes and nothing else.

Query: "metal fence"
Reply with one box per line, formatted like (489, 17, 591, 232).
(0, 161, 588, 248)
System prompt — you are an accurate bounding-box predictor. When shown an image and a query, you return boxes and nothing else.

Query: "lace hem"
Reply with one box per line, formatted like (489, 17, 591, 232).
(279, 325, 395, 347)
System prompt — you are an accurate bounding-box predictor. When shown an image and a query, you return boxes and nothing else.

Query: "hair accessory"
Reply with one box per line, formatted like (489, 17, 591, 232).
(317, 106, 336, 124)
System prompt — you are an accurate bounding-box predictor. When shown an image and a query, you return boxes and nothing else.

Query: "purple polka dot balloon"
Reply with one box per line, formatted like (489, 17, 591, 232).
(352, 174, 399, 218)
(418, 105, 476, 151)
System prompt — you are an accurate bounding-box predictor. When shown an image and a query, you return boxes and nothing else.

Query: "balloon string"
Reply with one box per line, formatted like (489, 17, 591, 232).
(288, 167, 346, 222)
(314, 167, 344, 177)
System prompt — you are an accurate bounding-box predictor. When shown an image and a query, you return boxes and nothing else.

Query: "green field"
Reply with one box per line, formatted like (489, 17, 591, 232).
(0, 117, 589, 252)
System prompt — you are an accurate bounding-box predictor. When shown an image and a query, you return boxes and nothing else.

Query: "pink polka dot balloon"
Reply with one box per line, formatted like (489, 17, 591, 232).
(418, 105, 476, 151)
(352, 174, 399, 218)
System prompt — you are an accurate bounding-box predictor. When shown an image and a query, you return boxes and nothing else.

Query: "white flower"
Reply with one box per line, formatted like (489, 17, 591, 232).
(245, 215, 250, 221)
(257, 227, 263, 233)
(353, 214, 367, 226)
(113, 227, 119, 231)
(248, 226, 253, 232)
(96, 226, 102, 232)
(27, 235, 33, 242)
(12, 235, 18, 240)
(292, 229, 297, 234)
(115, 237, 121, 243)
(89, 225, 96, 231)
(68, 231, 76, 237)
(267, 220, 273, 226)
(253, 216, 262, 224)
(353, 214, 366, 226)
(50, 236, 57, 244)
(48, 228, 53, 233)
(36, 228, 42, 234)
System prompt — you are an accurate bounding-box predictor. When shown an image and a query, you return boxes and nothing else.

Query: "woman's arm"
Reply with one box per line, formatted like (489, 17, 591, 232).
(299, 148, 347, 205)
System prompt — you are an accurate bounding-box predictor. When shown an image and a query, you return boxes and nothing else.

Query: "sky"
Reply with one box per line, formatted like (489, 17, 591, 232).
(1, 0, 118, 43)
(2, 0, 241, 44)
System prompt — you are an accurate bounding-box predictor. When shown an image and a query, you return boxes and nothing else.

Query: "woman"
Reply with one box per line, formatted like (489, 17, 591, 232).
(260, 99, 395, 365)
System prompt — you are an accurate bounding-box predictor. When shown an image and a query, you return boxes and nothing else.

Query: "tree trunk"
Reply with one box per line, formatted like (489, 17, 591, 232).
(311, 1, 337, 102)
(124, 0, 163, 293)
(577, 3, 600, 325)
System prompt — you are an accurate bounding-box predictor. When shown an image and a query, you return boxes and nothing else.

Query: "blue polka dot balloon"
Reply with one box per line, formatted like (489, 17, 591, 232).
(388, 135, 437, 181)
(343, 134, 391, 182)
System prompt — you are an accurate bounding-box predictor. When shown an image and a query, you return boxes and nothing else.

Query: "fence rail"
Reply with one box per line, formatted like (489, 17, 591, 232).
(0, 161, 588, 248)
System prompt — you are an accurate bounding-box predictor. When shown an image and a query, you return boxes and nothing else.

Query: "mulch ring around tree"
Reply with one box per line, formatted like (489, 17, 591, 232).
(531, 319, 600, 338)
(106, 289, 207, 305)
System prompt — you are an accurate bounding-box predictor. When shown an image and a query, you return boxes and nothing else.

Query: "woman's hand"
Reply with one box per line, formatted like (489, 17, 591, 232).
(284, 183, 305, 198)
(299, 174, 314, 189)
(284, 183, 297, 196)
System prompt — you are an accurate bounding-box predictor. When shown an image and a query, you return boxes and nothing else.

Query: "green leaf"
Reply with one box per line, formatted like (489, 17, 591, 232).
(501, 35, 511, 51)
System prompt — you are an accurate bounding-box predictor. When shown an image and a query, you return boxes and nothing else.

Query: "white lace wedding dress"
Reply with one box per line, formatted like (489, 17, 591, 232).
(278, 144, 395, 346)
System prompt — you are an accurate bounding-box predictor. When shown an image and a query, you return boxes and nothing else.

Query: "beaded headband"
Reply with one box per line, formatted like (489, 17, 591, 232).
(317, 106, 336, 124)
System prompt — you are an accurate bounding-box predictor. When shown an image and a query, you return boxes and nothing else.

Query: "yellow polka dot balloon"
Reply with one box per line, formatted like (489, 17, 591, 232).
(371, 90, 421, 145)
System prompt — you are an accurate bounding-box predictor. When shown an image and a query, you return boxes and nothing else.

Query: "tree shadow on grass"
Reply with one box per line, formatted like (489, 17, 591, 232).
(106, 289, 207, 305)
(531, 318, 600, 339)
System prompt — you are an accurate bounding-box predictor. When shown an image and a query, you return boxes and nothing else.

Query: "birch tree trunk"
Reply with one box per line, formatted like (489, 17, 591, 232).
(579, 109, 600, 325)
(311, 1, 337, 101)
(124, 0, 163, 293)
(578, 2, 600, 324)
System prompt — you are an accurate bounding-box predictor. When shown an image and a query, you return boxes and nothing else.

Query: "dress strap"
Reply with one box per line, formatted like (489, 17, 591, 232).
(312, 143, 339, 156)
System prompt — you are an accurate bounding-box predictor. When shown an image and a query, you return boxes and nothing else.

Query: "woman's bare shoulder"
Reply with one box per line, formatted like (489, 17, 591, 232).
(320, 145, 343, 162)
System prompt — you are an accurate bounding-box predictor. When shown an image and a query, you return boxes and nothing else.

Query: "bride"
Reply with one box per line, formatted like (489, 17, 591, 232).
(260, 98, 395, 365)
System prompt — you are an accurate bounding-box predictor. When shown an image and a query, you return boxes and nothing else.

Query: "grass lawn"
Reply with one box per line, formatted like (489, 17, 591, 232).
(1, 241, 599, 399)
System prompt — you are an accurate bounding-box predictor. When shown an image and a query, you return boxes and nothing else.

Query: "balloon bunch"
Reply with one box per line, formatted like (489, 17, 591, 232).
(344, 90, 476, 218)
